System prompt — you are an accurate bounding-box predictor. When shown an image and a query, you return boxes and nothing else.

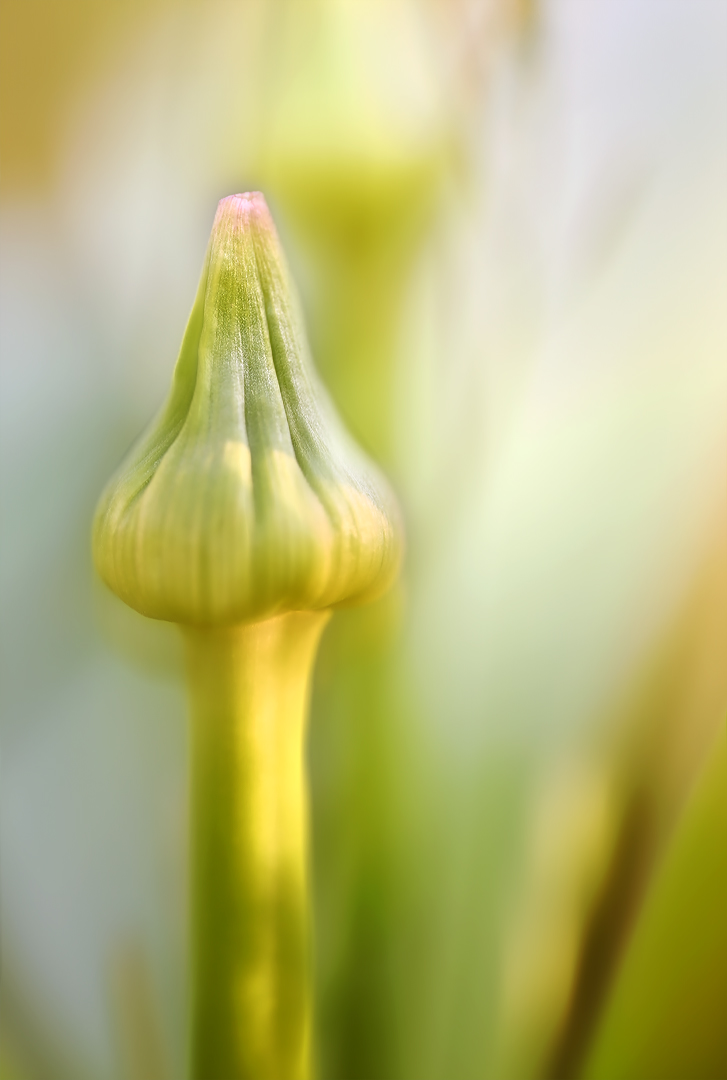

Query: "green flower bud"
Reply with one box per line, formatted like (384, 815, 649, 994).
(93, 193, 401, 626)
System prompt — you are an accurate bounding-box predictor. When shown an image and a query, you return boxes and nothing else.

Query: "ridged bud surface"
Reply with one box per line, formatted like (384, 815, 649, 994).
(93, 193, 401, 625)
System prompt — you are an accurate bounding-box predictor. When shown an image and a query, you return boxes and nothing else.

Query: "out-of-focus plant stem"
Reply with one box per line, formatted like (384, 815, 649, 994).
(186, 611, 329, 1080)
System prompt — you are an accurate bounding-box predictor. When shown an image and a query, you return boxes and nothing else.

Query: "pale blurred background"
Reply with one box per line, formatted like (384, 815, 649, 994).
(1, 2, 726, 1078)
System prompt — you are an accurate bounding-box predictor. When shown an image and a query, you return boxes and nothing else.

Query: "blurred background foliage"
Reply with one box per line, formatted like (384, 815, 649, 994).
(1, 1, 725, 1078)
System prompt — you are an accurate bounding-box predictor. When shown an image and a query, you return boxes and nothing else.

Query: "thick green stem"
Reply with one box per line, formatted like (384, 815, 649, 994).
(184, 610, 330, 1080)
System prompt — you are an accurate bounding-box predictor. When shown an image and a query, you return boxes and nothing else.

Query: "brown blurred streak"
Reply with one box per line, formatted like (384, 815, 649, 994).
(0, 0, 170, 196)
(543, 511, 727, 1080)
(543, 785, 653, 1080)
(110, 941, 170, 1080)
(425, 0, 540, 114)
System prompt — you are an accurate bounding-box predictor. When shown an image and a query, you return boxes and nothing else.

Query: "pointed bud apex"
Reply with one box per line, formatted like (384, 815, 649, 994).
(93, 193, 402, 626)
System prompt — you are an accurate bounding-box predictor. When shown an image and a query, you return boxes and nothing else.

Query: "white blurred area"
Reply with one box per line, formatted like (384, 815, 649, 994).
(410, 0, 726, 752)
(1, 1, 725, 1078)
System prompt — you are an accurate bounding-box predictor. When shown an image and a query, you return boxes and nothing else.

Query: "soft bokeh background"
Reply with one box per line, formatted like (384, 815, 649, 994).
(1, 2, 726, 1078)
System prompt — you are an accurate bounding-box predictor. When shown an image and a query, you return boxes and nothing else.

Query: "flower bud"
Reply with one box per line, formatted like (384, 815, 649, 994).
(93, 193, 401, 626)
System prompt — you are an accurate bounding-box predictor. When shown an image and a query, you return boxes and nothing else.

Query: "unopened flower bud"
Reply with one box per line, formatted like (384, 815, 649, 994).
(93, 192, 401, 626)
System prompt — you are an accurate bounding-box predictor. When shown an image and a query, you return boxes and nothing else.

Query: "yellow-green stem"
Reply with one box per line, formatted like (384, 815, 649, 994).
(184, 610, 330, 1080)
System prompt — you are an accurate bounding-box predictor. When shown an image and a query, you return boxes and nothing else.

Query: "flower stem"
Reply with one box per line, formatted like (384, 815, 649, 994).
(184, 610, 330, 1080)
